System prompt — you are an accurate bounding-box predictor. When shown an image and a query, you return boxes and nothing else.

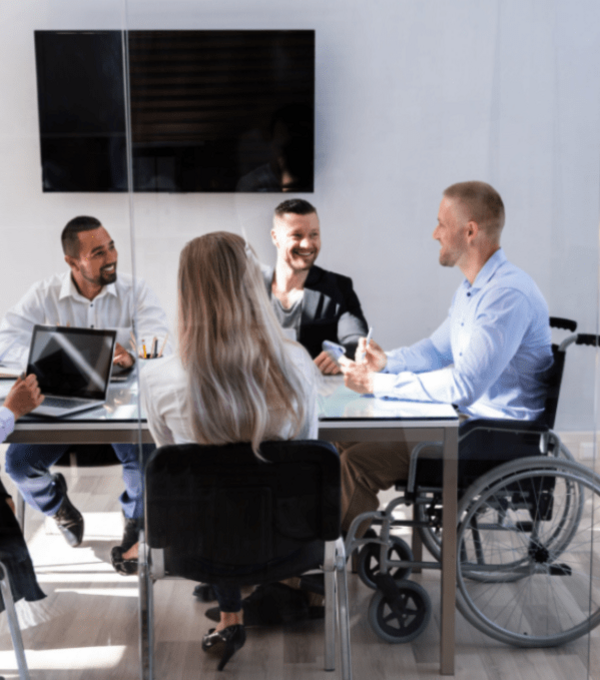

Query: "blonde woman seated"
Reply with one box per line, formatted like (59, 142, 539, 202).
(139, 232, 319, 670)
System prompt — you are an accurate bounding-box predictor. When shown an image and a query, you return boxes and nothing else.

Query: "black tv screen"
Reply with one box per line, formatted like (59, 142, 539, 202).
(34, 30, 315, 193)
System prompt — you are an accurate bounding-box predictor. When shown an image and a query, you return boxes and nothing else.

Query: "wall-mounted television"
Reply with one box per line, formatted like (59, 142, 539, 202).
(34, 30, 315, 193)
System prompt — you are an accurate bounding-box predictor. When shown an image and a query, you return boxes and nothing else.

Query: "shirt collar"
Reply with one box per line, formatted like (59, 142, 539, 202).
(468, 248, 506, 291)
(59, 272, 118, 303)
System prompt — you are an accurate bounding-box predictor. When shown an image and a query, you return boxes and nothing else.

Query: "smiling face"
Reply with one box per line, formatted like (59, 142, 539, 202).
(432, 196, 469, 269)
(271, 211, 321, 273)
(67, 226, 118, 297)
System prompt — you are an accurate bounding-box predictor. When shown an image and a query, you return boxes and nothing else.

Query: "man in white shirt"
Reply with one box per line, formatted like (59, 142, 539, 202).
(0, 216, 171, 550)
(338, 181, 552, 535)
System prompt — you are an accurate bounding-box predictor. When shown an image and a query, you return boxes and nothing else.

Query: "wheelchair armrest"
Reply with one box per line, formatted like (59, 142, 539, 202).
(406, 440, 443, 494)
(458, 418, 549, 442)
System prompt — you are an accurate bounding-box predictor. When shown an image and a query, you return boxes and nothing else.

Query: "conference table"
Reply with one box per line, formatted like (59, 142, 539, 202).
(2, 372, 459, 675)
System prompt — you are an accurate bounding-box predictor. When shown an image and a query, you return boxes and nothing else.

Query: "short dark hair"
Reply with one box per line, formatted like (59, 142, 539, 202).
(274, 199, 317, 218)
(443, 181, 505, 238)
(61, 216, 102, 257)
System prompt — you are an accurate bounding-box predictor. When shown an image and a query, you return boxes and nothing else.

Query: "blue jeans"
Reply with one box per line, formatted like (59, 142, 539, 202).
(5, 443, 155, 518)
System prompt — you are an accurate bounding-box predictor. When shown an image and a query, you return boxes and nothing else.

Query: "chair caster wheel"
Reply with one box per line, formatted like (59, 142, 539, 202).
(193, 584, 216, 602)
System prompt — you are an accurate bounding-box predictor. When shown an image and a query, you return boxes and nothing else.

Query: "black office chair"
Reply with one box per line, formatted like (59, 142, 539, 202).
(138, 440, 351, 680)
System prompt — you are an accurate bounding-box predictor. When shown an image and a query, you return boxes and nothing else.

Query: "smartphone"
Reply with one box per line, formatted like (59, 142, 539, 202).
(322, 340, 346, 366)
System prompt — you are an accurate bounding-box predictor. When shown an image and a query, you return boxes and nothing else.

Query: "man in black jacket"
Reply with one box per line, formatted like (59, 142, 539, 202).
(262, 198, 369, 374)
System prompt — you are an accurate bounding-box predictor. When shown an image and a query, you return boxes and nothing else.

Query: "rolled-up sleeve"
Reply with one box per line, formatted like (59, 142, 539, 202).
(373, 289, 532, 406)
(0, 406, 15, 443)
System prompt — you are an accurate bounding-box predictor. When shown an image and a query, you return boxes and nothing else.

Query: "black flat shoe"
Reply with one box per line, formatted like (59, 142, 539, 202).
(110, 546, 138, 576)
(202, 624, 246, 671)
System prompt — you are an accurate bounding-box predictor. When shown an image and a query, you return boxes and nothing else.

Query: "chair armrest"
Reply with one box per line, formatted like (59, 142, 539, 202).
(406, 441, 443, 493)
(458, 418, 549, 441)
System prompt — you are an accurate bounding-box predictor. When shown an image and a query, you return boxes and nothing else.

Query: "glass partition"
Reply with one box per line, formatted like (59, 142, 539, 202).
(0, 0, 599, 678)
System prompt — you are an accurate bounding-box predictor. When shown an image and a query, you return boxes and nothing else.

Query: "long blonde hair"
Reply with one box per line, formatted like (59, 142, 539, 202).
(178, 231, 308, 452)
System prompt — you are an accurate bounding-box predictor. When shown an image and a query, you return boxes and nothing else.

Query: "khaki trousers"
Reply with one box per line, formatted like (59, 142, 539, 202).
(338, 438, 416, 537)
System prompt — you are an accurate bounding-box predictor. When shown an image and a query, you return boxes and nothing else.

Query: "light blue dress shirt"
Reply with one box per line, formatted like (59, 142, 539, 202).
(372, 249, 553, 421)
(0, 406, 15, 443)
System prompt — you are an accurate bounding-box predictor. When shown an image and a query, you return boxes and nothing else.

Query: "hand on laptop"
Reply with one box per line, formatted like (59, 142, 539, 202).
(114, 342, 134, 369)
(4, 374, 45, 420)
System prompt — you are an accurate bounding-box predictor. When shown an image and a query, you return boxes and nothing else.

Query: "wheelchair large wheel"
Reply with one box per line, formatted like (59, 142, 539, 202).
(455, 457, 600, 647)
(416, 443, 578, 565)
(368, 580, 431, 643)
(357, 536, 413, 589)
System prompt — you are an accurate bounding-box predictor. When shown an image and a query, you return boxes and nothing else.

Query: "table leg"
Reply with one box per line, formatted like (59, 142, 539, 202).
(440, 426, 458, 675)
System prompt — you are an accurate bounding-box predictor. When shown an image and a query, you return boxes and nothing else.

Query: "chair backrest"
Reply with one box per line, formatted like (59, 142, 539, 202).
(538, 344, 566, 429)
(540, 316, 578, 428)
(144, 440, 340, 582)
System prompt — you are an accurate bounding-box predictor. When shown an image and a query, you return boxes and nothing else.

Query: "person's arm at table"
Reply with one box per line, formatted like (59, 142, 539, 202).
(345, 288, 532, 405)
(1, 375, 45, 508)
(341, 316, 454, 391)
(335, 276, 369, 359)
(382, 317, 453, 374)
(313, 275, 369, 376)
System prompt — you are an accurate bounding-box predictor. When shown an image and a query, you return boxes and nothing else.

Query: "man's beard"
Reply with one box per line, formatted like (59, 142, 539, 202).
(100, 270, 117, 285)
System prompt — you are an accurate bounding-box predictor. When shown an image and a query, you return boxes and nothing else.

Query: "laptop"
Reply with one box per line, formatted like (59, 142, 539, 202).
(26, 325, 117, 418)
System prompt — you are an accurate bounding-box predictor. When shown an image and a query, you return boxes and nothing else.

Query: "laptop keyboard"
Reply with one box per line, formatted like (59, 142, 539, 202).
(42, 397, 94, 409)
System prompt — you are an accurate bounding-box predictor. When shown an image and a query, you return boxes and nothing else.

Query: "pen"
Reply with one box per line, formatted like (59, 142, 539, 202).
(142, 340, 147, 359)
(357, 327, 373, 363)
(151, 336, 158, 358)
(157, 332, 169, 358)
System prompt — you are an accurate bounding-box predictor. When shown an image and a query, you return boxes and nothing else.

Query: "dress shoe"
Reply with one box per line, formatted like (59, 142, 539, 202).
(203, 583, 322, 626)
(51, 473, 84, 547)
(111, 515, 141, 575)
(110, 546, 138, 575)
(202, 624, 246, 671)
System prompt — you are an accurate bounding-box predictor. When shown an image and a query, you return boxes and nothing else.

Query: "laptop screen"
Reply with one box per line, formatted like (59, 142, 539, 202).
(27, 325, 116, 400)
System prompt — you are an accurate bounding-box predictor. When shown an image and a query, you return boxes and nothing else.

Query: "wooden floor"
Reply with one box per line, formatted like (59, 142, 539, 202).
(0, 452, 598, 680)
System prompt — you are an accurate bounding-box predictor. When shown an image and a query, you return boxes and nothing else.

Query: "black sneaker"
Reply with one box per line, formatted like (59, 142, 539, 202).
(52, 473, 84, 547)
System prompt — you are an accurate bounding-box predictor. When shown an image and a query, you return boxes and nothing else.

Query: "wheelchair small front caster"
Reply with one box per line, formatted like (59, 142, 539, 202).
(357, 535, 413, 589)
(193, 583, 216, 602)
(368, 579, 431, 643)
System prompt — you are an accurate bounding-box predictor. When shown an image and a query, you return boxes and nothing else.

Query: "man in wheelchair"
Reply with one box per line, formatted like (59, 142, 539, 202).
(339, 180, 553, 536)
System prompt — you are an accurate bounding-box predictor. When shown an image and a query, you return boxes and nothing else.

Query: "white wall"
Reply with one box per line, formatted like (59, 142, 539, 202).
(1, 0, 599, 430)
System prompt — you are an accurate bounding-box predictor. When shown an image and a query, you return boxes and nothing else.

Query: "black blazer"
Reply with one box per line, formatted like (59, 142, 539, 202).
(263, 264, 369, 359)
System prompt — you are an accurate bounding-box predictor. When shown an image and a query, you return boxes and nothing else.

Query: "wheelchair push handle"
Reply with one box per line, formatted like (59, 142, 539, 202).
(549, 317, 577, 332)
(575, 334, 600, 347)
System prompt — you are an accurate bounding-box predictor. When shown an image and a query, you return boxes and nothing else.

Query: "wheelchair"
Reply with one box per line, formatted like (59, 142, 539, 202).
(344, 317, 600, 647)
